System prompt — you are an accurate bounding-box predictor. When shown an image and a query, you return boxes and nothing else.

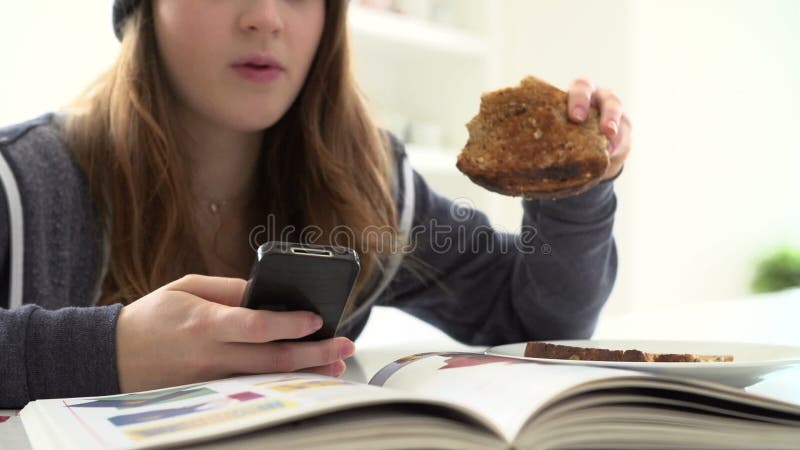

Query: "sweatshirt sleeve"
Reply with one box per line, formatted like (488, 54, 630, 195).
(0, 303, 123, 408)
(385, 165, 617, 346)
(0, 166, 123, 409)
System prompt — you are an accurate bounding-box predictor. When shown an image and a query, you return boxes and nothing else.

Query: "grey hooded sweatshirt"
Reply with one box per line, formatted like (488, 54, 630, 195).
(0, 113, 618, 408)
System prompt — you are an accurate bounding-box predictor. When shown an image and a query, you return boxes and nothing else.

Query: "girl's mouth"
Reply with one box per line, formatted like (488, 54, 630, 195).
(231, 53, 286, 83)
(232, 64, 283, 83)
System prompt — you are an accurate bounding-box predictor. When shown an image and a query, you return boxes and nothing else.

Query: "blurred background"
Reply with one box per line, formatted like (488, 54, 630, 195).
(1, 0, 799, 318)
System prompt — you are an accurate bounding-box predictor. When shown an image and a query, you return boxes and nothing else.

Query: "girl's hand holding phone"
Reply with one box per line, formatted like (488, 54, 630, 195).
(115, 275, 355, 393)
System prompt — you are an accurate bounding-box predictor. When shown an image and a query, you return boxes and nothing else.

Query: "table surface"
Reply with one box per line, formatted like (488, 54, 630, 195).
(3, 288, 799, 448)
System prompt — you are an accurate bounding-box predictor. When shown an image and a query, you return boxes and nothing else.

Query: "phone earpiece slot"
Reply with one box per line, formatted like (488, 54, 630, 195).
(289, 247, 334, 257)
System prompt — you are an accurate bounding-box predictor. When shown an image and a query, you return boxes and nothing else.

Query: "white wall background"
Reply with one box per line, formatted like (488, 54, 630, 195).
(495, 0, 800, 315)
(0, 0, 118, 127)
(625, 0, 800, 313)
(2, 1, 799, 317)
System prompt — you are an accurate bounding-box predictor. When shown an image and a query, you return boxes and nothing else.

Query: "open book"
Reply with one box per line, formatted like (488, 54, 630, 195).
(20, 352, 800, 449)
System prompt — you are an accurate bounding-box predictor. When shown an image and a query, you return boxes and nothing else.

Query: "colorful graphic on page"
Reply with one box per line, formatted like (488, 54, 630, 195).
(264, 379, 347, 393)
(123, 398, 297, 441)
(438, 354, 532, 370)
(107, 392, 263, 427)
(68, 386, 216, 409)
(368, 352, 439, 386)
(253, 375, 311, 388)
(369, 352, 533, 386)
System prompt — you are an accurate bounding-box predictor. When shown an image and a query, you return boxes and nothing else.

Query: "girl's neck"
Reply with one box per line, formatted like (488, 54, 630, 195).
(173, 106, 263, 278)
(174, 106, 263, 207)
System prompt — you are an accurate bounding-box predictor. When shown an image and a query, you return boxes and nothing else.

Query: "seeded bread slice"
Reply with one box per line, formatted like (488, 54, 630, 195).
(457, 76, 609, 199)
(524, 342, 734, 363)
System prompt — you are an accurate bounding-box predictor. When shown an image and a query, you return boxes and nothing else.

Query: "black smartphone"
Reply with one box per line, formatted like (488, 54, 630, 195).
(241, 241, 361, 341)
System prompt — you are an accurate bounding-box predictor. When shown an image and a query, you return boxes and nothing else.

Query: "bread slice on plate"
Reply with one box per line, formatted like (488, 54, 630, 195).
(457, 76, 609, 199)
(525, 342, 734, 363)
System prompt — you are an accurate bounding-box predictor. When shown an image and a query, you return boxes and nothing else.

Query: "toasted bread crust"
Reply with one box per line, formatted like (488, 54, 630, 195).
(524, 342, 734, 363)
(457, 76, 610, 199)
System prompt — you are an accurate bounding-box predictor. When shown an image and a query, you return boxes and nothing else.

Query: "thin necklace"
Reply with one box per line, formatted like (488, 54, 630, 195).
(207, 200, 228, 215)
(194, 182, 257, 217)
(197, 193, 256, 217)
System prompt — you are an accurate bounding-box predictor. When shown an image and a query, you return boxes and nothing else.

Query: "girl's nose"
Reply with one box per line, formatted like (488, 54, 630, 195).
(238, 0, 284, 36)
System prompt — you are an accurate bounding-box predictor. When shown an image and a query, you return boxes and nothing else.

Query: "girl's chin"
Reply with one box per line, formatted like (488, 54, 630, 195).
(222, 113, 284, 133)
(235, 106, 293, 129)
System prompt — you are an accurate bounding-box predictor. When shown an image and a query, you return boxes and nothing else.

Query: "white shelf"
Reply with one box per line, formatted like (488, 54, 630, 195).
(348, 5, 489, 58)
(405, 144, 460, 175)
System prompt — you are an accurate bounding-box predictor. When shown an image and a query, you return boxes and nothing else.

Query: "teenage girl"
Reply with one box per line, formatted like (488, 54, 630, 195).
(0, 0, 631, 408)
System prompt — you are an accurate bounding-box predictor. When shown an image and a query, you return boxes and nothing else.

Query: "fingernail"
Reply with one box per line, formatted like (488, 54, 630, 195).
(339, 340, 355, 359)
(607, 120, 618, 136)
(334, 361, 347, 377)
(310, 315, 323, 331)
(572, 107, 587, 121)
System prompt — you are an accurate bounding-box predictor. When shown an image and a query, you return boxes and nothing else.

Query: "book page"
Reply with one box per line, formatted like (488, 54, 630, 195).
(369, 352, 645, 442)
(24, 372, 451, 450)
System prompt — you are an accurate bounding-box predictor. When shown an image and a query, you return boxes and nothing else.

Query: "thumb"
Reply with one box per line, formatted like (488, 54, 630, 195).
(163, 274, 248, 307)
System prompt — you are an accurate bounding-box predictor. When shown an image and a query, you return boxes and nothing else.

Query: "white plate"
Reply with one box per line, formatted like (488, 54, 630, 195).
(485, 340, 800, 388)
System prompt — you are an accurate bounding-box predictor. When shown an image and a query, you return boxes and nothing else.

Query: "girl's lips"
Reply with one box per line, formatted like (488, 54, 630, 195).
(232, 64, 283, 83)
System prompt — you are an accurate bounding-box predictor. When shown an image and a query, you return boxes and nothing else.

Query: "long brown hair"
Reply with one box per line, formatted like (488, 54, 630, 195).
(66, 0, 400, 314)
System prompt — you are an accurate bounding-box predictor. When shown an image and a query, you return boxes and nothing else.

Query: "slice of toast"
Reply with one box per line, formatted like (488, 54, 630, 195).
(524, 342, 734, 363)
(457, 76, 610, 199)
